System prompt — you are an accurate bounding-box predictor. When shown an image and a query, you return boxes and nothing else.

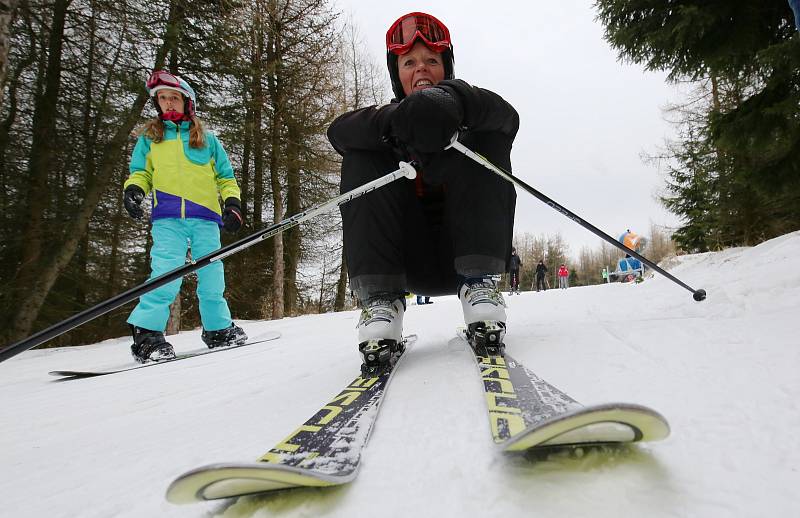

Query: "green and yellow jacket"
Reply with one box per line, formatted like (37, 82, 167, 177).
(124, 120, 240, 226)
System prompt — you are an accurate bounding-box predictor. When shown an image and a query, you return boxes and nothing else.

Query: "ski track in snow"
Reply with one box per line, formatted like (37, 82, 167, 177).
(1, 231, 799, 517)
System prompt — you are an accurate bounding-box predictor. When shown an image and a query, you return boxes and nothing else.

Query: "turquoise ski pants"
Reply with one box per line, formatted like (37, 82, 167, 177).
(127, 218, 232, 332)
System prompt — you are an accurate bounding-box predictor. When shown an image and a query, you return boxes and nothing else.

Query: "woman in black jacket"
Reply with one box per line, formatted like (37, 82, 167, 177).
(327, 11, 518, 374)
(508, 247, 522, 295)
(535, 260, 548, 292)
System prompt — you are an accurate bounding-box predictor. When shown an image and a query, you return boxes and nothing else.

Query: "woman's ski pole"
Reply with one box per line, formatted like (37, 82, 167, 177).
(447, 138, 706, 302)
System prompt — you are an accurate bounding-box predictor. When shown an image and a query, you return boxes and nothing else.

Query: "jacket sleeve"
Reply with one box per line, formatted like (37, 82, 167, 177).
(437, 79, 519, 138)
(209, 133, 241, 201)
(327, 103, 399, 155)
(123, 135, 153, 194)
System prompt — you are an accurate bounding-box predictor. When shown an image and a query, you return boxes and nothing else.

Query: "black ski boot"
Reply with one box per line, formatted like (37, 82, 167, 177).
(130, 326, 176, 363)
(201, 323, 247, 349)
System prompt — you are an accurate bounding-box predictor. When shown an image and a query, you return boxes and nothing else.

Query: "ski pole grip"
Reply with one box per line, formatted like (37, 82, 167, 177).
(398, 161, 417, 180)
(444, 131, 460, 150)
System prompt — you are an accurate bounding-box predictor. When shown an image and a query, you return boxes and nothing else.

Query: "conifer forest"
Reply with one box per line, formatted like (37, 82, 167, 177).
(0, 0, 797, 347)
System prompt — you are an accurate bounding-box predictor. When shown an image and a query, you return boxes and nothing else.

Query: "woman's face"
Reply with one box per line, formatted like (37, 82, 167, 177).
(157, 89, 185, 115)
(397, 41, 446, 97)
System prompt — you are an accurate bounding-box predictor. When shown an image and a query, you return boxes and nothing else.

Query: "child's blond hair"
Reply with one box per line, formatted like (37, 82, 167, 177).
(140, 117, 206, 148)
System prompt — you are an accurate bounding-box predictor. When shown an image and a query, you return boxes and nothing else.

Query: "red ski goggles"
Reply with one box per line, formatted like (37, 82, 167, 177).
(146, 70, 183, 91)
(386, 12, 451, 55)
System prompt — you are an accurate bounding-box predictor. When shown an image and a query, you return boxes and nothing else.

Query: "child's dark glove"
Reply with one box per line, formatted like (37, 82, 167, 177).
(391, 87, 462, 154)
(123, 185, 146, 220)
(222, 198, 243, 233)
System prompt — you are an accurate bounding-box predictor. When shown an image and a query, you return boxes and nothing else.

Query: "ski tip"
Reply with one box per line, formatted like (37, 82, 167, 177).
(49, 370, 100, 379)
(502, 403, 671, 452)
(165, 463, 348, 504)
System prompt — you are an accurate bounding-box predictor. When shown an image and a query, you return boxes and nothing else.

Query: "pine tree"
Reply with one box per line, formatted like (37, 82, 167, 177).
(595, 0, 800, 250)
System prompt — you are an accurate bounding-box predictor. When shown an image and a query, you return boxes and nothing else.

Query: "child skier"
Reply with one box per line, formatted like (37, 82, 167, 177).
(122, 70, 247, 363)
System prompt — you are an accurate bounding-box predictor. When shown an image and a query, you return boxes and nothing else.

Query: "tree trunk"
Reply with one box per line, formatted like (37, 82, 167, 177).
(6, 0, 69, 341)
(166, 245, 190, 335)
(103, 170, 125, 329)
(283, 119, 300, 315)
(166, 297, 181, 335)
(334, 247, 348, 311)
(0, 0, 19, 107)
(269, 149, 285, 320)
(318, 252, 326, 314)
(240, 102, 253, 221)
(0, 32, 36, 287)
(266, 0, 284, 320)
(251, 19, 264, 229)
(2, 1, 184, 344)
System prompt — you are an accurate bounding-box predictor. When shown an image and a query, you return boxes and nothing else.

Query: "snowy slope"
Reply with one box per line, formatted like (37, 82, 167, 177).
(1, 232, 799, 518)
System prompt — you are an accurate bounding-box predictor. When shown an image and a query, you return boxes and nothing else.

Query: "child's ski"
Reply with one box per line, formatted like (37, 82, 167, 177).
(49, 331, 282, 380)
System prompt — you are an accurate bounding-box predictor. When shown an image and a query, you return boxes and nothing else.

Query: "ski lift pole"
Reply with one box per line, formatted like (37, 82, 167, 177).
(446, 138, 706, 302)
(0, 162, 418, 364)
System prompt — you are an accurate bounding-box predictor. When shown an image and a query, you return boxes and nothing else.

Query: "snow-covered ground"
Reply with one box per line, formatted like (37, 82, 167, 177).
(2, 232, 799, 518)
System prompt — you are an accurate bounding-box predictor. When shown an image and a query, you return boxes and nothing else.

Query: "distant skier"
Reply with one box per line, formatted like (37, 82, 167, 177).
(123, 70, 247, 363)
(616, 229, 647, 282)
(327, 11, 519, 373)
(535, 260, 548, 292)
(618, 229, 646, 255)
(508, 247, 522, 295)
(557, 264, 570, 289)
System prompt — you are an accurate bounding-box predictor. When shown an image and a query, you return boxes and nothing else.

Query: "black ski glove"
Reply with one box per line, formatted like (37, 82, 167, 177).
(222, 198, 243, 233)
(123, 185, 146, 220)
(391, 87, 463, 154)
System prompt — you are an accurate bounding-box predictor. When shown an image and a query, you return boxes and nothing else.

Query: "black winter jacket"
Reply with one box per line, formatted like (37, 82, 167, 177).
(327, 79, 519, 161)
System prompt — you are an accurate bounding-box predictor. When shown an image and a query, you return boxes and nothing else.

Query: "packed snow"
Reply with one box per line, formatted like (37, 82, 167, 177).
(2, 231, 799, 517)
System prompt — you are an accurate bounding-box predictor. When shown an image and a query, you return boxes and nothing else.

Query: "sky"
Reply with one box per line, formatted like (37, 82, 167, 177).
(333, 0, 683, 257)
(3, 231, 799, 516)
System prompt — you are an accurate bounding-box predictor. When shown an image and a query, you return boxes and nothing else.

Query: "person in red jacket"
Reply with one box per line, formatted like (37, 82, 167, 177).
(557, 264, 569, 289)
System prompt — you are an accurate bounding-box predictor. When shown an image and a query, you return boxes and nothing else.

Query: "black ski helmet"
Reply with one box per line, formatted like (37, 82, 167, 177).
(385, 12, 455, 101)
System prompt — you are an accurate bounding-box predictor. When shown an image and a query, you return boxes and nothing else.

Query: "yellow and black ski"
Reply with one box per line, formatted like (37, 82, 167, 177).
(166, 334, 417, 504)
(458, 329, 670, 451)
